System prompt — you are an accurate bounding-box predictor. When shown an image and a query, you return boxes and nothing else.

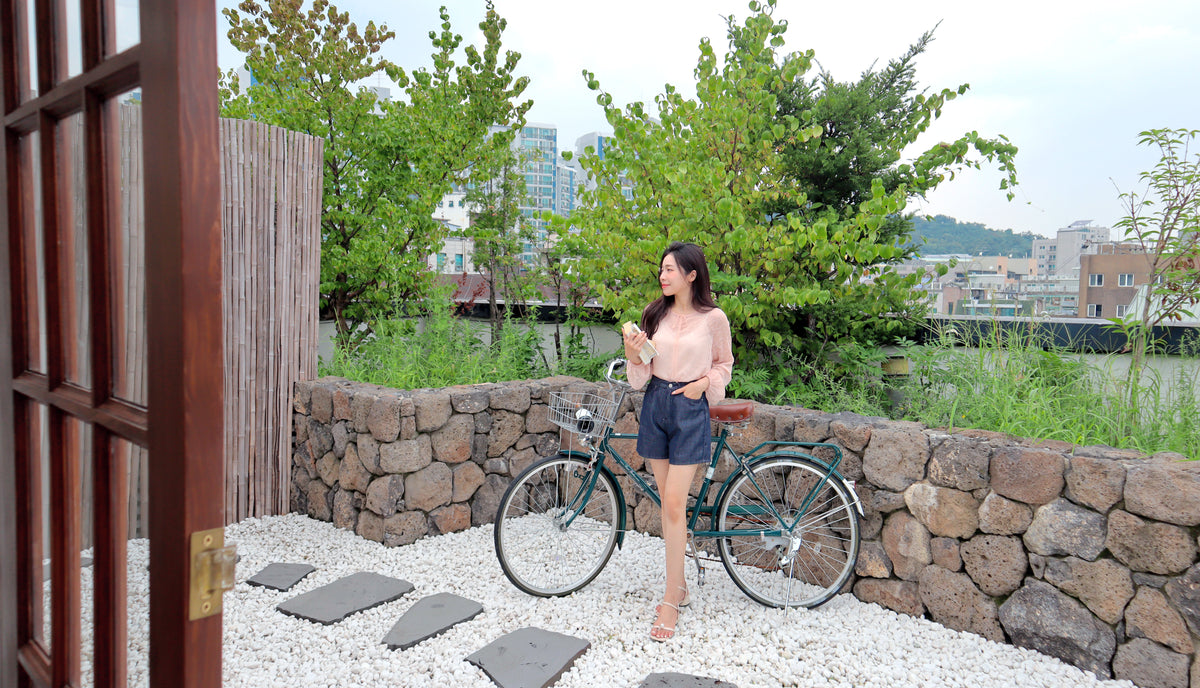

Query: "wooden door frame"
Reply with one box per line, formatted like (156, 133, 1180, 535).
(0, 0, 225, 686)
(142, 0, 226, 683)
(1, 105, 17, 688)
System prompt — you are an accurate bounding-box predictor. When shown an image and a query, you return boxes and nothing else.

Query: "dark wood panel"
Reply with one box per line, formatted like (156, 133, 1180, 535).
(88, 70, 127, 687)
(2, 47, 140, 130)
(37, 112, 60, 391)
(82, 0, 102, 72)
(16, 641, 51, 688)
(32, 0, 54, 95)
(5, 0, 225, 684)
(48, 409, 81, 688)
(7, 130, 33, 375)
(13, 375, 148, 444)
(86, 89, 112, 408)
(0, 0, 31, 113)
(91, 429, 127, 688)
(142, 0, 225, 685)
(0, 61, 21, 688)
(13, 399, 44, 657)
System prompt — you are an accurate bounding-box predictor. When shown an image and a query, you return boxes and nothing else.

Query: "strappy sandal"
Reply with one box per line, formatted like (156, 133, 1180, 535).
(649, 599, 682, 642)
(655, 585, 690, 615)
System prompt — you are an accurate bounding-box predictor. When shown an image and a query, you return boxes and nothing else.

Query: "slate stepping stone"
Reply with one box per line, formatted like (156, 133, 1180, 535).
(247, 563, 316, 591)
(466, 627, 590, 688)
(382, 592, 484, 650)
(276, 571, 413, 625)
(639, 673, 737, 688)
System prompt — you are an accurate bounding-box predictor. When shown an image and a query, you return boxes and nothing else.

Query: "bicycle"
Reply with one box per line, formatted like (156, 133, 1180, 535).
(492, 359, 864, 609)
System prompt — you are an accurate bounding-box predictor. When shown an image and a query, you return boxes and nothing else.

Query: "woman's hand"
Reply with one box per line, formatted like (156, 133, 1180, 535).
(672, 377, 709, 400)
(623, 329, 648, 361)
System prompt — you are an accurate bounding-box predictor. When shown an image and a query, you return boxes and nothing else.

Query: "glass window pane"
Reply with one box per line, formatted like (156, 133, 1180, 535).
(58, 112, 90, 387)
(18, 132, 48, 373)
(65, 0, 83, 80)
(114, 436, 150, 681)
(30, 402, 51, 652)
(109, 93, 147, 405)
(20, 0, 38, 101)
(112, 0, 140, 54)
(68, 417, 93, 682)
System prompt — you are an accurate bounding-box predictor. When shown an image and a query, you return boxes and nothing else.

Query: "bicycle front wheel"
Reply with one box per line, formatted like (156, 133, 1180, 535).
(716, 455, 860, 608)
(494, 454, 621, 597)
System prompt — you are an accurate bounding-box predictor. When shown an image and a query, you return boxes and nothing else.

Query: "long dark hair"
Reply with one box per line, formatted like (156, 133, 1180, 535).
(641, 242, 717, 338)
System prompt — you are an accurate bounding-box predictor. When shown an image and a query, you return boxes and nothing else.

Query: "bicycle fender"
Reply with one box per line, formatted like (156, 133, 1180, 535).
(838, 475, 865, 517)
(560, 451, 629, 549)
(716, 452, 865, 518)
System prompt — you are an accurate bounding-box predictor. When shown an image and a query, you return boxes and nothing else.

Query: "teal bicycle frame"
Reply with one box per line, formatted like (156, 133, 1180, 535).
(562, 421, 863, 545)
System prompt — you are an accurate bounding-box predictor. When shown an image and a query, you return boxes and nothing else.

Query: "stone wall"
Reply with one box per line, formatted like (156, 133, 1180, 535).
(292, 375, 1200, 688)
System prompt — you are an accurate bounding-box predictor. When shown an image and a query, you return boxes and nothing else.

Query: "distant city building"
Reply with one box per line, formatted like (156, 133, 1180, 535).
(364, 84, 391, 102)
(430, 122, 581, 272)
(1021, 275, 1080, 316)
(518, 122, 559, 243)
(1032, 220, 1110, 279)
(572, 131, 632, 199)
(572, 132, 609, 192)
(1078, 242, 1153, 319)
(554, 161, 576, 217)
(428, 188, 476, 274)
(898, 253, 1069, 316)
(235, 66, 259, 91)
(886, 225, 1175, 320)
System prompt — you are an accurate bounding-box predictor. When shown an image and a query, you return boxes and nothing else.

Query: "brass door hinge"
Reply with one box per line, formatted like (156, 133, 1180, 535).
(189, 527, 237, 620)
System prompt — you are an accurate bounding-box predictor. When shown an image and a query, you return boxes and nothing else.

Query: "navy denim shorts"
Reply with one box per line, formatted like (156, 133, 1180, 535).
(637, 377, 712, 466)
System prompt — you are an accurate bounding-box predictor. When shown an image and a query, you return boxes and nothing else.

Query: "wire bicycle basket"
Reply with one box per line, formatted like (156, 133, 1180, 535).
(548, 390, 620, 438)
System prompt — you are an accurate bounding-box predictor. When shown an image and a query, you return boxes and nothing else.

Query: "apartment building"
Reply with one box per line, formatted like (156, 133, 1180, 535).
(1078, 243, 1153, 319)
(1032, 220, 1110, 278)
(572, 131, 633, 199)
(429, 122, 584, 273)
(428, 188, 476, 274)
(899, 253, 1070, 316)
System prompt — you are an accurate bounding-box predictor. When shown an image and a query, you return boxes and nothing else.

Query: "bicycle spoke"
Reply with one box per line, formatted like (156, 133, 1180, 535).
(494, 456, 621, 597)
(717, 456, 860, 608)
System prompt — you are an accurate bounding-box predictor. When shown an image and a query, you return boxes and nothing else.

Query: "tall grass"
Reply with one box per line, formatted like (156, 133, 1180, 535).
(729, 342, 892, 415)
(320, 303, 545, 387)
(319, 300, 618, 389)
(896, 323, 1200, 458)
(326, 304, 1199, 458)
(728, 322, 1200, 458)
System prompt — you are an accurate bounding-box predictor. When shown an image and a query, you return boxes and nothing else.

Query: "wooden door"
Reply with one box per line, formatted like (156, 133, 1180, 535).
(0, 1, 225, 687)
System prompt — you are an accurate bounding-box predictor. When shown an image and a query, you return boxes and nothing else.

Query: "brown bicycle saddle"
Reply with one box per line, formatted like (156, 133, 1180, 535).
(710, 401, 754, 423)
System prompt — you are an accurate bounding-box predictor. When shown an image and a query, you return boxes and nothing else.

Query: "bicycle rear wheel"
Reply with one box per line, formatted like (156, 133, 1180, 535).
(716, 455, 860, 608)
(494, 454, 621, 596)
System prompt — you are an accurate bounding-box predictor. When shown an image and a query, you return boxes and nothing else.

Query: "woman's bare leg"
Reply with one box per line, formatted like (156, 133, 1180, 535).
(647, 458, 701, 639)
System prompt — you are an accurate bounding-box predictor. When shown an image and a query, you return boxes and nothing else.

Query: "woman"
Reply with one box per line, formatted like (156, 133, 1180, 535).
(623, 241, 734, 642)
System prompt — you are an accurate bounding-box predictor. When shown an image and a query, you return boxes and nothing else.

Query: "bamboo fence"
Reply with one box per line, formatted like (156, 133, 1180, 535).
(218, 117, 323, 525)
(71, 109, 323, 542)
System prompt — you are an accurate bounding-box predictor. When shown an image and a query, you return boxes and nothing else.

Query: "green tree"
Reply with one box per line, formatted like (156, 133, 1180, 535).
(220, 0, 530, 346)
(538, 238, 602, 372)
(1110, 128, 1200, 421)
(565, 0, 1016, 370)
(462, 139, 533, 342)
(909, 215, 1035, 257)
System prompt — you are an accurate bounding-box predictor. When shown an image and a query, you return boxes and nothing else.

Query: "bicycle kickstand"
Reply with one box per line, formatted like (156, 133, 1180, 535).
(685, 531, 706, 588)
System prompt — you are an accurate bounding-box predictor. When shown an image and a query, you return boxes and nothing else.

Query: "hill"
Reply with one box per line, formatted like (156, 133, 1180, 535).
(907, 215, 1036, 257)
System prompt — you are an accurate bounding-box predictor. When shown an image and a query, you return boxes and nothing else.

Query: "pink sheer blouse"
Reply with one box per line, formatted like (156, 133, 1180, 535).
(627, 307, 735, 403)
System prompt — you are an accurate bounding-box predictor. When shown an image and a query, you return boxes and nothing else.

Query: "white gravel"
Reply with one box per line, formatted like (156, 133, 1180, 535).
(78, 513, 1136, 688)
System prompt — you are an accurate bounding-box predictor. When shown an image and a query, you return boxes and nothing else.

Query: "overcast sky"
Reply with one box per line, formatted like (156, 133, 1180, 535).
(216, 0, 1200, 239)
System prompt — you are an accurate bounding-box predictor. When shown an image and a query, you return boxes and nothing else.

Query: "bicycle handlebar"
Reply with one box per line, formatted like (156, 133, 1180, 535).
(605, 358, 627, 384)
